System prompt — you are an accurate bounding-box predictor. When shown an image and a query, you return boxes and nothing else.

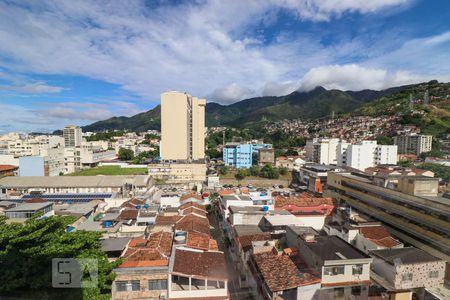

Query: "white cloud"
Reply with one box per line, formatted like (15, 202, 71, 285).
(0, 82, 64, 93)
(0, 0, 416, 107)
(299, 64, 434, 91)
(261, 81, 301, 97)
(209, 83, 255, 104)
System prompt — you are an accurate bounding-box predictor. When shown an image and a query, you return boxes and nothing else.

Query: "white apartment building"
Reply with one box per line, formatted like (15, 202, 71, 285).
(306, 138, 342, 165)
(160, 91, 206, 161)
(63, 125, 82, 147)
(394, 133, 432, 156)
(307, 139, 397, 170)
(40, 147, 65, 176)
(338, 141, 397, 171)
(64, 147, 81, 173)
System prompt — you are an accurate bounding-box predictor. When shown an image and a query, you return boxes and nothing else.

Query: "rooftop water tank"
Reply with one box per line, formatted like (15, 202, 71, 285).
(263, 205, 269, 212)
(174, 235, 186, 244)
(103, 221, 113, 228)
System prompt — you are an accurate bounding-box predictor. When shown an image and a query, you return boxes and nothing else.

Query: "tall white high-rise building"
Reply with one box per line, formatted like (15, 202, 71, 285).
(63, 125, 82, 148)
(160, 91, 206, 161)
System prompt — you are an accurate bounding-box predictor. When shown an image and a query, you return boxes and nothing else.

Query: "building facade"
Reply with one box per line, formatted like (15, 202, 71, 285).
(160, 91, 206, 161)
(63, 125, 82, 147)
(394, 134, 432, 156)
(223, 143, 272, 168)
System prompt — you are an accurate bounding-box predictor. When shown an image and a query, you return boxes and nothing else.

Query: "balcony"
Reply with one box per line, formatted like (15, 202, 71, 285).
(169, 275, 227, 298)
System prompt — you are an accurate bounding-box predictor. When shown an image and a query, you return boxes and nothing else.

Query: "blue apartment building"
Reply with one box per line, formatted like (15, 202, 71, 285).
(223, 142, 272, 168)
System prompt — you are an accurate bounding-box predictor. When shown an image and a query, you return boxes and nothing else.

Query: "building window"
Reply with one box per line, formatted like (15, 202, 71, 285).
(116, 281, 127, 292)
(324, 266, 345, 276)
(149, 279, 168, 290)
(429, 270, 440, 278)
(351, 286, 361, 295)
(352, 264, 363, 275)
(401, 273, 413, 282)
(116, 280, 140, 292)
(131, 280, 140, 291)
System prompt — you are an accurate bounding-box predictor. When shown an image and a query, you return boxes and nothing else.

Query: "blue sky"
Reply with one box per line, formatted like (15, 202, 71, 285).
(0, 0, 450, 132)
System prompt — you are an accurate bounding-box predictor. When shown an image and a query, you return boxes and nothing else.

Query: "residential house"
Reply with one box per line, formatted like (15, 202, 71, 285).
(371, 247, 445, 291)
(286, 227, 372, 299)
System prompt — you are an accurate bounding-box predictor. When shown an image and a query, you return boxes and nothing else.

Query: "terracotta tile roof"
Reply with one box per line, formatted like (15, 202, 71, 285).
(179, 201, 206, 211)
(253, 252, 320, 292)
(218, 190, 234, 196)
(186, 232, 218, 251)
(155, 215, 182, 225)
(181, 206, 207, 217)
(172, 249, 227, 280)
(359, 226, 402, 248)
(275, 195, 334, 208)
(237, 233, 271, 252)
(180, 193, 203, 202)
(118, 208, 138, 220)
(0, 165, 17, 172)
(121, 198, 145, 209)
(119, 231, 173, 268)
(175, 214, 211, 235)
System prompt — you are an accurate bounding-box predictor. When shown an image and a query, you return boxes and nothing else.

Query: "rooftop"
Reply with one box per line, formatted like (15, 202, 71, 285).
(0, 175, 149, 188)
(275, 194, 334, 208)
(172, 249, 227, 280)
(306, 236, 370, 261)
(175, 214, 211, 235)
(234, 225, 263, 237)
(119, 231, 173, 268)
(186, 231, 219, 251)
(370, 247, 442, 265)
(253, 251, 320, 292)
(100, 237, 131, 252)
(238, 233, 271, 252)
(179, 201, 206, 211)
(155, 215, 182, 225)
(5, 201, 52, 212)
(180, 193, 203, 202)
(358, 226, 402, 248)
(0, 165, 18, 172)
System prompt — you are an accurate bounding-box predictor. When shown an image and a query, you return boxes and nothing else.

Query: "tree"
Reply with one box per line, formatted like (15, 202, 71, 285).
(219, 166, 229, 175)
(0, 215, 120, 299)
(376, 135, 394, 145)
(235, 168, 248, 181)
(206, 148, 222, 159)
(118, 148, 134, 161)
(260, 164, 279, 179)
(284, 148, 299, 156)
(249, 165, 260, 176)
(279, 167, 288, 176)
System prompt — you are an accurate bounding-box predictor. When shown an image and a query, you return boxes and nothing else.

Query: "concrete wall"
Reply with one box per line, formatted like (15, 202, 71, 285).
(220, 178, 290, 187)
(112, 271, 168, 300)
(19, 156, 45, 176)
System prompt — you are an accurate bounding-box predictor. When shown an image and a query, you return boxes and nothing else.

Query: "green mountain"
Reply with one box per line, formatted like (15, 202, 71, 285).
(354, 80, 450, 137)
(82, 83, 442, 132)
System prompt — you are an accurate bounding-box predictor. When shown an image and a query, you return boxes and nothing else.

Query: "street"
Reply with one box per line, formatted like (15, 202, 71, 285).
(208, 213, 257, 300)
